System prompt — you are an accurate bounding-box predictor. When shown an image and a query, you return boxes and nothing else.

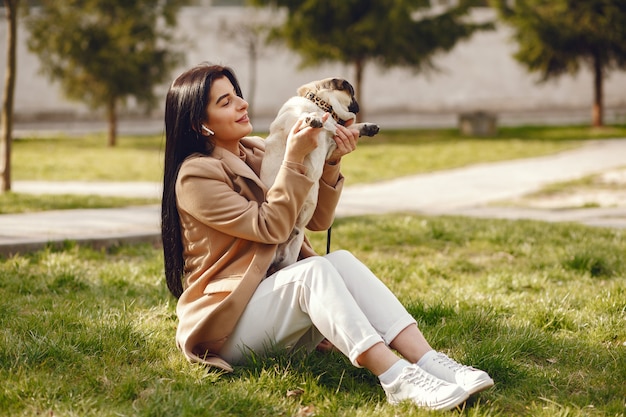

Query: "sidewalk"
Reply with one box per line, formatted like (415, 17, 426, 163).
(1, 139, 625, 256)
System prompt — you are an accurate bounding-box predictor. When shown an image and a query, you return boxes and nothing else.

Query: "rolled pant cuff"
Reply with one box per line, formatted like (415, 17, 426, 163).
(382, 316, 418, 345)
(348, 335, 386, 368)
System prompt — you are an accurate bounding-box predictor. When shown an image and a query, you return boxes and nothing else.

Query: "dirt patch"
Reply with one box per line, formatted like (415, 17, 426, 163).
(505, 168, 626, 210)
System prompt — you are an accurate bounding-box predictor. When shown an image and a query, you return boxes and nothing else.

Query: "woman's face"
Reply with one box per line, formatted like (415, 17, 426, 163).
(203, 77, 252, 148)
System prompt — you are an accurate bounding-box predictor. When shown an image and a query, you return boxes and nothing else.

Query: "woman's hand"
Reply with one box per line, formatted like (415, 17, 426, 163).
(284, 114, 329, 165)
(326, 124, 360, 165)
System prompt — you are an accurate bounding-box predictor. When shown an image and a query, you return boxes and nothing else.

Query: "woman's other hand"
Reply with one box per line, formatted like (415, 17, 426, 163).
(326, 124, 359, 165)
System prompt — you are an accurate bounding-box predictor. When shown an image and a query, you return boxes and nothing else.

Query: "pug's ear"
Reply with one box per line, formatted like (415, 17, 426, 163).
(297, 81, 317, 97)
(335, 79, 355, 96)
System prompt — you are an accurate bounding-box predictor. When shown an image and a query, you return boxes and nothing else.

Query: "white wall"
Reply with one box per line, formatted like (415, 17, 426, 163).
(2, 6, 626, 130)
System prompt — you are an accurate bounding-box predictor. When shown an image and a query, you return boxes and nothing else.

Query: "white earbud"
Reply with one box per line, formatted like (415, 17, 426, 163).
(201, 125, 214, 135)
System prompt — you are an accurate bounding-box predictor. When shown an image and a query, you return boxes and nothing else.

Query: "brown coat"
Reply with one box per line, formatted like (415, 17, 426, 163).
(174, 136, 343, 371)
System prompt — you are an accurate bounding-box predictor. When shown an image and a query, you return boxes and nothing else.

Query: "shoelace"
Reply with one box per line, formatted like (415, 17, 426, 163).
(401, 365, 445, 393)
(434, 353, 471, 373)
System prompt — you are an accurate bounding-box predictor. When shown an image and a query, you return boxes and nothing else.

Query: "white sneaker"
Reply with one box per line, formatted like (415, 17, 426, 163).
(381, 363, 469, 411)
(419, 351, 494, 395)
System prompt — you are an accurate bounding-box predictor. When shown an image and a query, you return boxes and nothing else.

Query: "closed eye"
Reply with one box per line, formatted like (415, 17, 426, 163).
(216, 93, 231, 106)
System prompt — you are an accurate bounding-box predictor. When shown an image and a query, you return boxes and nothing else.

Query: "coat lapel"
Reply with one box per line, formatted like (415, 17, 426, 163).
(212, 139, 268, 194)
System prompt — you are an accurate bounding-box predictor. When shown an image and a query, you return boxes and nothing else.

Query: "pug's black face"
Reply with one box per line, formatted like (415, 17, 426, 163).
(348, 98, 359, 115)
(323, 78, 359, 114)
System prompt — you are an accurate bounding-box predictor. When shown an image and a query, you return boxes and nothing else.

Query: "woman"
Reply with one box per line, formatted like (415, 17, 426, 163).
(161, 63, 493, 411)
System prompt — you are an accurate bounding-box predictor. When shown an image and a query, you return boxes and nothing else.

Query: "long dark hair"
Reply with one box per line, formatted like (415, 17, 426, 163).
(161, 63, 243, 298)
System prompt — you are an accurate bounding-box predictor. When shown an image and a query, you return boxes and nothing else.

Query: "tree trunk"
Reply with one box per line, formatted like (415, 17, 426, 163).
(107, 97, 117, 147)
(247, 39, 257, 122)
(1, 0, 19, 192)
(591, 53, 603, 128)
(353, 58, 365, 123)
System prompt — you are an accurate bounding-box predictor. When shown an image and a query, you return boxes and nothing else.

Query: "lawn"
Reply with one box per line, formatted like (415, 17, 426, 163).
(2, 124, 625, 416)
(12, 124, 626, 184)
(0, 192, 159, 214)
(1, 215, 624, 416)
(5, 124, 626, 214)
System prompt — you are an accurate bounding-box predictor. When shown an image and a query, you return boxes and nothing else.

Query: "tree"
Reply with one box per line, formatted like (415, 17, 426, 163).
(26, 0, 185, 146)
(250, 0, 492, 119)
(1, 0, 19, 192)
(217, 7, 279, 122)
(491, 0, 626, 127)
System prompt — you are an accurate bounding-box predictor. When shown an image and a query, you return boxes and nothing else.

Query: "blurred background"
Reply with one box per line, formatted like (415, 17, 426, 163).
(2, 0, 625, 136)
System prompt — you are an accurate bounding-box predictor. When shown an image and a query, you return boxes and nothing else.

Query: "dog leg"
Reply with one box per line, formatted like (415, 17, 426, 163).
(352, 122, 380, 137)
(272, 226, 306, 271)
(304, 115, 324, 128)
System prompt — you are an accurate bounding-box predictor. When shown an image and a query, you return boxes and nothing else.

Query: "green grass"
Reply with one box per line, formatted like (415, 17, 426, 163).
(12, 134, 166, 182)
(7, 124, 625, 214)
(325, 124, 626, 184)
(12, 124, 626, 184)
(1, 216, 624, 416)
(347, 132, 573, 184)
(0, 192, 159, 214)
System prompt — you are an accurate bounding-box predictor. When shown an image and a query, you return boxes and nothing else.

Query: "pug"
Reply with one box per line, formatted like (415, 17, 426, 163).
(260, 78, 380, 271)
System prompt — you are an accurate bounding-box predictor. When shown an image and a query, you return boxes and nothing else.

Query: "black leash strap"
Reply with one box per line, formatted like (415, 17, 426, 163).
(326, 227, 332, 254)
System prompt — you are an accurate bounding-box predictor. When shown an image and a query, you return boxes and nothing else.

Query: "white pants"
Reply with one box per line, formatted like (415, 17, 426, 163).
(220, 250, 417, 367)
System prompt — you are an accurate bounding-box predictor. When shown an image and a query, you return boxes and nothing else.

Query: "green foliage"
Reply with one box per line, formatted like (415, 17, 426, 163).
(1, 216, 625, 416)
(491, 0, 626, 80)
(489, 0, 626, 126)
(25, 0, 185, 112)
(250, 0, 493, 72)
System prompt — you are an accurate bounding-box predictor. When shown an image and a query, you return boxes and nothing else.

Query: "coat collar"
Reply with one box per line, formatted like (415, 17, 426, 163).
(211, 138, 268, 193)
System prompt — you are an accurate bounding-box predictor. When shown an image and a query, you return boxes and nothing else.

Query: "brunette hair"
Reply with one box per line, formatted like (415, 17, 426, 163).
(161, 63, 243, 298)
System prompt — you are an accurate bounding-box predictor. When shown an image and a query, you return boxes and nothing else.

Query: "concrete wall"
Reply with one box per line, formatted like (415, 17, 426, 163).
(2, 6, 626, 131)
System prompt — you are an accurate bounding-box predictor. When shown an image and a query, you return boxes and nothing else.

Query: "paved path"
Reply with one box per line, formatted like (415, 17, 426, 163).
(1, 139, 625, 256)
(336, 138, 626, 231)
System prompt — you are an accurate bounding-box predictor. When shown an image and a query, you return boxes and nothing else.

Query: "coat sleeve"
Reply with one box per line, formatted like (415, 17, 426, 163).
(306, 161, 344, 231)
(176, 157, 314, 244)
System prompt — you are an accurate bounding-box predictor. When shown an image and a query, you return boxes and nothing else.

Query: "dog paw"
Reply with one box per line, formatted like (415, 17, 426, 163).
(273, 254, 285, 267)
(304, 116, 324, 128)
(360, 124, 380, 137)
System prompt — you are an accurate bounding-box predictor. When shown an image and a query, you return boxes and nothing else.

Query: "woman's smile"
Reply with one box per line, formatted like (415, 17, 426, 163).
(205, 77, 253, 152)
